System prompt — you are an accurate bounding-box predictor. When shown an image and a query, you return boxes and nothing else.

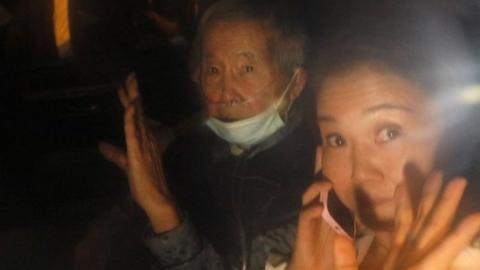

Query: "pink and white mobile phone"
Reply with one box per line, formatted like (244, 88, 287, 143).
(320, 190, 355, 240)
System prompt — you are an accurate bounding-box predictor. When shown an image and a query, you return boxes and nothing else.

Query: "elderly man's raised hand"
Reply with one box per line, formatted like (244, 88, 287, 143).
(99, 73, 179, 233)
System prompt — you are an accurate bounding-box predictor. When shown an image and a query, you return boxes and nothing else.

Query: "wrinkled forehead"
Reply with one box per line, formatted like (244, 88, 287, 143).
(201, 19, 272, 54)
(204, 20, 267, 48)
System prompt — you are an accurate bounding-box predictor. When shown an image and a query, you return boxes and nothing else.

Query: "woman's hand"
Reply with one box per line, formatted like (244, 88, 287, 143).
(292, 167, 480, 270)
(374, 167, 480, 270)
(99, 73, 179, 233)
(289, 181, 359, 270)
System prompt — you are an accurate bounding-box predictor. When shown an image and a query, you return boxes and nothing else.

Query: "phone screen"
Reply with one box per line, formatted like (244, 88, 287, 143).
(320, 190, 355, 239)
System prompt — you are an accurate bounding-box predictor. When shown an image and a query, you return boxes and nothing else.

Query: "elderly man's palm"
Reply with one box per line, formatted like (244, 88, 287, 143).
(99, 73, 179, 233)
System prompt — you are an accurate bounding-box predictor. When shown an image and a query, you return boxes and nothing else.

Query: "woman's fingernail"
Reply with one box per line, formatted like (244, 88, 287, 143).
(444, 178, 467, 197)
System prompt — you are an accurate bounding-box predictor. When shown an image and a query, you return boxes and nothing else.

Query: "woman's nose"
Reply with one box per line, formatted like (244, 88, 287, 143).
(350, 144, 383, 184)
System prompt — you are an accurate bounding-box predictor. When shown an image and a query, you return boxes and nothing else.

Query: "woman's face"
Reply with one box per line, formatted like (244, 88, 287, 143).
(316, 64, 441, 230)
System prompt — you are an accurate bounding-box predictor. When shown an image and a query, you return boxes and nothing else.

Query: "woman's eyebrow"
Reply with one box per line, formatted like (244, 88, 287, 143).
(317, 103, 412, 123)
(364, 103, 413, 114)
(317, 115, 336, 122)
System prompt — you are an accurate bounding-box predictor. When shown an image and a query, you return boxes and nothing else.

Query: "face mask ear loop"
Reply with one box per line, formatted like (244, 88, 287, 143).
(275, 69, 299, 120)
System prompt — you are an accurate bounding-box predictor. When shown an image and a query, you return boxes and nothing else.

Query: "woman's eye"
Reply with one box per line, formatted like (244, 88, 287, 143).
(326, 134, 346, 147)
(377, 126, 402, 143)
(244, 65, 254, 72)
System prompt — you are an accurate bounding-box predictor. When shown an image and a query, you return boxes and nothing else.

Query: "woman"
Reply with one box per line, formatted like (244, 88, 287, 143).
(288, 32, 480, 270)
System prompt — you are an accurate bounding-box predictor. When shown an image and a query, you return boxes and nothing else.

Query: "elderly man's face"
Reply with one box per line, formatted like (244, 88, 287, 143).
(200, 20, 284, 121)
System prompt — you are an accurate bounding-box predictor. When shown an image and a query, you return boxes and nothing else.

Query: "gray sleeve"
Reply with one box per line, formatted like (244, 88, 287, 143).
(249, 221, 297, 269)
(144, 216, 226, 270)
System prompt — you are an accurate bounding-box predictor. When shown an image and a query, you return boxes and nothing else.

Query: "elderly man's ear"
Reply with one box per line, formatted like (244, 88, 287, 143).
(289, 67, 307, 101)
(191, 66, 201, 86)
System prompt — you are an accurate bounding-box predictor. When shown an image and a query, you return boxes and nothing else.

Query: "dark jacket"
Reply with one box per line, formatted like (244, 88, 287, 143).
(145, 108, 317, 270)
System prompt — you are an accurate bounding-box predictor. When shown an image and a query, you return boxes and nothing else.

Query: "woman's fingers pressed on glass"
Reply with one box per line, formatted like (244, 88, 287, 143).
(414, 178, 467, 252)
(414, 213, 480, 270)
(410, 171, 443, 239)
(384, 183, 414, 269)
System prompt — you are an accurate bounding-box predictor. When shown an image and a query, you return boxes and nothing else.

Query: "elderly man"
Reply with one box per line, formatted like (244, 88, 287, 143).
(102, 1, 316, 269)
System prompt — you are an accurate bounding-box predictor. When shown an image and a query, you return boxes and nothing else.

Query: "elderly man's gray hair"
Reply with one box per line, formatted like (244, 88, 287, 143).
(191, 0, 307, 80)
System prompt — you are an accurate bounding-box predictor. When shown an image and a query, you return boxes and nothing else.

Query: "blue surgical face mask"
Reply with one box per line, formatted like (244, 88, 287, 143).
(206, 70, 299, 147)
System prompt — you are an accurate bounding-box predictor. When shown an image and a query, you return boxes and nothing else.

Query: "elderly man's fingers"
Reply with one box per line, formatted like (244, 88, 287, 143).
(414, 213, 480, 270)
(124, 104, 135, 134)
(414, 178, 467, 252)
(125, 73, 139, 100)
(124, 105, 143, 163)
(410, 171, 443, 238)
(302, 181, 332, 205)
(334, 235, 358, 270)
(118, 86, 130, 109)
(98, 142, 128, 171)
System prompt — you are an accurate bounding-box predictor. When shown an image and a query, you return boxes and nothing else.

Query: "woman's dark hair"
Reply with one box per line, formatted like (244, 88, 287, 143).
(308, 2, 476, 99)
